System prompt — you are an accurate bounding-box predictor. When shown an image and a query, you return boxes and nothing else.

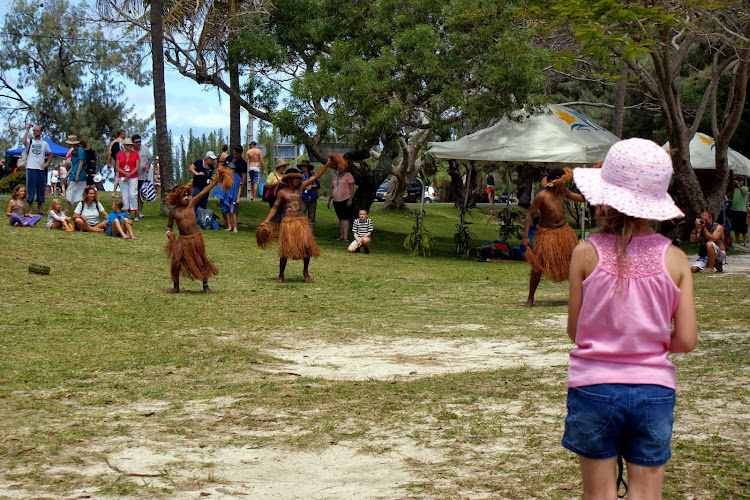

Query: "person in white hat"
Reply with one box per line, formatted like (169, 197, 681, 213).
(114, 137, 141, 221)
(563, 138, 696, 499)
(188, 151, 217, 212)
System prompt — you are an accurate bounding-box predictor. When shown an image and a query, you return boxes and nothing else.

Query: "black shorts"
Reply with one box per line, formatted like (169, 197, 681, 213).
(333, 200, 352, 221)
(729, 210, 748, 234)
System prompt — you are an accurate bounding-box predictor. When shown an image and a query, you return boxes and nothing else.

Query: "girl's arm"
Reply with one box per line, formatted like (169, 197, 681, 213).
(665, 246, 698, 353)
(566, 242, 597, 342)
(6, 200, 13, 218)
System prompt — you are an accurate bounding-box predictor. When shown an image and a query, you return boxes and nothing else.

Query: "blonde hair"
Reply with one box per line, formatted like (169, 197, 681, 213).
(50, 199, 62, 213)
(595, 205, 638, 278)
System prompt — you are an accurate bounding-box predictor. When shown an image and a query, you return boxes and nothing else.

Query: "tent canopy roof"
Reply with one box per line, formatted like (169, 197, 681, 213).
(427, 104, 619, 166)
(5, 137, 70, 158)
(663, 133, 750, 176)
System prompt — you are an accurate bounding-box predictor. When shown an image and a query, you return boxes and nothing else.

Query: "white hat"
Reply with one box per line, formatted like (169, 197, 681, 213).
(573, 138, 684, 221)
(205, 151, 217, 159)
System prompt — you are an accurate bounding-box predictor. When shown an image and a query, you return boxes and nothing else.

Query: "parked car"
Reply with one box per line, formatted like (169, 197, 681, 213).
(375, 179, 439, 203)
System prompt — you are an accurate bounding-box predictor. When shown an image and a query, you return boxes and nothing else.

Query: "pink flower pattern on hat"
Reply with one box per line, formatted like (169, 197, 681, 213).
(573, 138, 684, 221)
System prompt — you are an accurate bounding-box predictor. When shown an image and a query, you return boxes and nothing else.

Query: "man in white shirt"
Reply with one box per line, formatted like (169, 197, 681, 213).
(133, 134, 153, 219)
(22, 123, 53, 215)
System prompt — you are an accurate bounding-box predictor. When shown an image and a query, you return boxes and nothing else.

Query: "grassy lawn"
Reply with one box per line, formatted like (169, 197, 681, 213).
(0, 195, 748, 498)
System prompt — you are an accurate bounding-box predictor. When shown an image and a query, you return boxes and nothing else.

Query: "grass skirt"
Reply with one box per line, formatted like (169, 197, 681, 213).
(525, 224, 577, 282)
(164, 232, 218, 282)
(278, 216, 321, 260)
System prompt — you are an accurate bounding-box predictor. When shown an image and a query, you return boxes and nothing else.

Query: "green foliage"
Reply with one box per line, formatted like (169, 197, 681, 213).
(0, 0, 150, 157)
(0, 170, 26, 193)
(404, 214, 432, 257)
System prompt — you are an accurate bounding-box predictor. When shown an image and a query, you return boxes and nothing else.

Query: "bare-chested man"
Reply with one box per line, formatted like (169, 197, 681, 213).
(522, 168, 585, 307)
(164, 173, 227, 294)
(245, 141, 265, 201)
(257, 154, 342, 282)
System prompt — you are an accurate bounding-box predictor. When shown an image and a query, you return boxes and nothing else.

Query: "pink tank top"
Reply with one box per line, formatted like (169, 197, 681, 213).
(567, 233, 680, 390)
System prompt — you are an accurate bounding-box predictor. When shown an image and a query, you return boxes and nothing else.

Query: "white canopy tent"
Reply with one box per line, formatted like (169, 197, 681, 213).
(427, 104, 620, 165)
(663, 133, 750, 176)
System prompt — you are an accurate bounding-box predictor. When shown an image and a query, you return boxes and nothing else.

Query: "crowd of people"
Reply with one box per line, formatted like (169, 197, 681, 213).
(15, 128, 750, 497)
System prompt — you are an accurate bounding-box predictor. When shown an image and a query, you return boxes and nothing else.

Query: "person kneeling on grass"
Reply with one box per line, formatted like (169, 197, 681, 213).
(104, 200, 136, 239)
(255, 154, 342, 283)
(164, 168, 234, 294)
(348, 208, 373, 254)
(73, 186, 107, 232)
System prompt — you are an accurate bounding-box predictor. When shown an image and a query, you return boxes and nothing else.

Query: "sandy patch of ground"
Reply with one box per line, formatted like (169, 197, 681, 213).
(263, 333, 569, 380)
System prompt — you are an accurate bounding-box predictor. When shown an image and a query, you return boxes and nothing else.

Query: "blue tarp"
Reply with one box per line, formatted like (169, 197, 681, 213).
(5, 137, 70, 157)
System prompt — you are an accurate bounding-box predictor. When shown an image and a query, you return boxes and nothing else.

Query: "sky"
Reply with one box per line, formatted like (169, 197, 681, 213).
(0, 2, 255, 148)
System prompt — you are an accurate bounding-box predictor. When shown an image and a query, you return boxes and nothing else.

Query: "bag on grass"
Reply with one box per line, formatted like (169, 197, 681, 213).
(196, 207, 216, 230)
(140, 180, 156, 202)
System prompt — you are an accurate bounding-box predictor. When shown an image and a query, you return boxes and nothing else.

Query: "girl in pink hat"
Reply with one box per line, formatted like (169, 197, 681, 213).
(564, 138, 697, 498)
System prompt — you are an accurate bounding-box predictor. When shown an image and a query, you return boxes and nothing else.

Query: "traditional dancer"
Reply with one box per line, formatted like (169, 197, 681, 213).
(256, 154, 343, 282)
(522, 168, 585, 307)
(165, 169, 233, 294)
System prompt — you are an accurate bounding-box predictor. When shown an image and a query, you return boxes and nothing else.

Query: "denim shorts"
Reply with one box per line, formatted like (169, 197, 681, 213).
(562, 384, 675, 466)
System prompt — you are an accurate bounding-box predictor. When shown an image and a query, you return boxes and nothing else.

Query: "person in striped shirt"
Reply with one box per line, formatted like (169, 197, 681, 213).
(348, 208, 373, 254)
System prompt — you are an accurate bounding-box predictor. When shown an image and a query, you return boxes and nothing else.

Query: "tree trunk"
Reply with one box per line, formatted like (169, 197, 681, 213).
(447, 160, 478, 208)
(350, 139, 399, 212)
(611, 67, 627, 139)
(151, 0, 173, 215)
(229, 60, 241, 148)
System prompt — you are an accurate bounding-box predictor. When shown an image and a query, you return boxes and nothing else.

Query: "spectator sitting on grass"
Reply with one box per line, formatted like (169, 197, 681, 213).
(348, 208, 373, 254)
(73, 186, 107, 232)
(104, 199, 136, 239)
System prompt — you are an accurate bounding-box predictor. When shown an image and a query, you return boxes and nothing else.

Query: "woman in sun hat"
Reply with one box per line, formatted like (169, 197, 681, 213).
(64, 135, 87, 213)
(563, 138, 697, 499)
(115, 137, 141, 221)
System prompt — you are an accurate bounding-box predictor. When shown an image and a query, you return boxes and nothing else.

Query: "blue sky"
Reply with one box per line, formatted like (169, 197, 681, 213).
(0, 2, 253, 147)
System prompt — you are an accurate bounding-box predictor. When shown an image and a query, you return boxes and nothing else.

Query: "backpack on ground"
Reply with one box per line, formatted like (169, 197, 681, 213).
(196, 207, 218, 230)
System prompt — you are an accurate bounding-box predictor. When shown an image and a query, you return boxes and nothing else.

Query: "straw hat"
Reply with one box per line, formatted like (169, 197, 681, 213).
(274, 158, 289, 169)
(573, 138, 684, 221)
(65, 135, 80, 145)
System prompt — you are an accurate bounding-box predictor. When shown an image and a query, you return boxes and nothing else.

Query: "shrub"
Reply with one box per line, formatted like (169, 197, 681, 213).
(0, 170, 26, 194)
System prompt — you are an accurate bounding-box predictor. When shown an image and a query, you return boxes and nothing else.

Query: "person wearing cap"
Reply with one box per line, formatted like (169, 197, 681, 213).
(215, 146, 247, 232)
(522, 168, 586, 307)
(115, 137, 141, 221)
(245, 141, 265, 201)
(64, 135, 87, 213)
(564, 138, 696, 500)
(264, 158, 287, 230)
(21, 123, 53, 215)
(132, 134, 153, 219)
(189, 151, 216, 213)
(256, 154, 342, 283)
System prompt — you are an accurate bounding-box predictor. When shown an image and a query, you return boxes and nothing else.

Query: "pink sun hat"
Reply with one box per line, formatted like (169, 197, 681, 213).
(573, 138, 684, 221)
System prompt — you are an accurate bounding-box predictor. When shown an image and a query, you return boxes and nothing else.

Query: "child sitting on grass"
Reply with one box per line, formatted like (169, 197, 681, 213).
(104, 200, 136, 239)
(46, 198, 74, 231)
(6, 185, 41, 227)
(165, 169, 233, 293)
(348, 208, 373, 253)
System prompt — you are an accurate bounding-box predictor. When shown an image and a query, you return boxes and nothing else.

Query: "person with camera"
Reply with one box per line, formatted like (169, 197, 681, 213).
(689, 210, 726, 273)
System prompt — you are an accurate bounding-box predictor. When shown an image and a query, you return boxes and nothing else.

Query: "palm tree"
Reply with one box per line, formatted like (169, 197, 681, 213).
(97, 0, 173, 213)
